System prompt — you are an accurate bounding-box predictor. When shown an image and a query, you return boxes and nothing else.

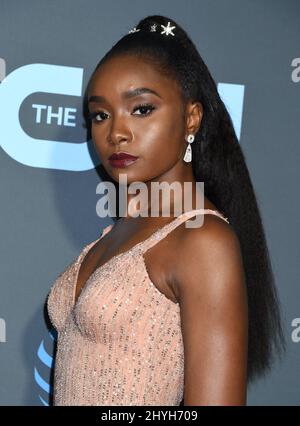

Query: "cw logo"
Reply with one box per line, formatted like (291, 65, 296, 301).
(34, 328, 57, 406)
(0, 63, 244, 171)
(0, 63, 97, 171)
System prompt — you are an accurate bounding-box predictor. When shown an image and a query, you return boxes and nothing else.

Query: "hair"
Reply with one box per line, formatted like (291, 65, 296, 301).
(83, 15, 287, 400)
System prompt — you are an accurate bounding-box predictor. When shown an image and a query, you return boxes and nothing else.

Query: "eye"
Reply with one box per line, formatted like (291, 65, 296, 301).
(132, 103, 156, 116)
(88, 103, 156, 124)
(88, 110, 108, 124)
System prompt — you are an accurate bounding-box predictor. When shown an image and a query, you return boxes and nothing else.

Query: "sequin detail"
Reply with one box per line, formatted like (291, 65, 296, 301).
(46, 209, 229, 406)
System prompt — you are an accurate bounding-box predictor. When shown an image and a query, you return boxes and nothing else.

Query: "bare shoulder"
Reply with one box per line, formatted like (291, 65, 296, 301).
(174, 213, 245, 298)
(174, 213, 248, 405)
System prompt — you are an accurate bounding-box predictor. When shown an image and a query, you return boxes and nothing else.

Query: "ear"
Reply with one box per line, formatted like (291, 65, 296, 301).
(185, 101, 203, 136)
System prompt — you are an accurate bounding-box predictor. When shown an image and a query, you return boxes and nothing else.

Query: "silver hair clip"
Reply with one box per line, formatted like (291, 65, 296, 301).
(128, 27, 140, 33)
(128, 21, 176, 37)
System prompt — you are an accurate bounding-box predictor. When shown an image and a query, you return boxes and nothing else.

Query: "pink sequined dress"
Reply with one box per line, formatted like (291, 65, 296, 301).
(47, 208, 229, 406)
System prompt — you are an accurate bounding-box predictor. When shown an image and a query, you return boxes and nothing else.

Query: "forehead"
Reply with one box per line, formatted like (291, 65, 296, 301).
(89, 54, 181, 101)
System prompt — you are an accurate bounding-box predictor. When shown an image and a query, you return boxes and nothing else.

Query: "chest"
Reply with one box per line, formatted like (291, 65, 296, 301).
(75, 225, 180, 306)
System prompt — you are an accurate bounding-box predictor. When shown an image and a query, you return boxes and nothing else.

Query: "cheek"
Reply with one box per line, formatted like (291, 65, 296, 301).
(140, 103, 184, 144)
(139, 113, 184, 162)
(91, 127, 106, 156)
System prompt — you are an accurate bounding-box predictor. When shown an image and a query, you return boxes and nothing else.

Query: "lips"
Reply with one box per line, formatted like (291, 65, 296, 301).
(108, 152, 139, 168)
(109, 152, 138, 160)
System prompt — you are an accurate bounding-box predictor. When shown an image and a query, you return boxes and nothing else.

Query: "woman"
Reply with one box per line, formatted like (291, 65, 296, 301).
(47, 15, 286, 406)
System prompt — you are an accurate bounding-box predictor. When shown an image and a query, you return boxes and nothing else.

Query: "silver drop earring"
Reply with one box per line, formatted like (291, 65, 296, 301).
(183, 134, 195, 162)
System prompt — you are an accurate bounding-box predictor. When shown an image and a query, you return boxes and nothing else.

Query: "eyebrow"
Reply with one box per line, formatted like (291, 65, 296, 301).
(88, 87, 162, 104)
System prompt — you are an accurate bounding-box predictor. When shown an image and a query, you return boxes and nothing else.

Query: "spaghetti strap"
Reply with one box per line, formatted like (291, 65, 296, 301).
(139, 208, 229, 254)
(102, 223, 114, 236)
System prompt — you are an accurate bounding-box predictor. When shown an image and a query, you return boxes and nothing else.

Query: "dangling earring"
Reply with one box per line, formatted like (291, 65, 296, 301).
(183, 134, 195, 162)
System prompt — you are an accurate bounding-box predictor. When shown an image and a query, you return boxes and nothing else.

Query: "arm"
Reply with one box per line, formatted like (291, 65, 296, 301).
(176, 216, 248, 405)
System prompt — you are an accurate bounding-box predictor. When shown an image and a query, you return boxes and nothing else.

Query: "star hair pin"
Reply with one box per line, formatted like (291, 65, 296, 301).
(160, 21, 176, 36)
(150, 23, 157, 32)
(128, 27, 140, 33)
(128, 21, 176, 37)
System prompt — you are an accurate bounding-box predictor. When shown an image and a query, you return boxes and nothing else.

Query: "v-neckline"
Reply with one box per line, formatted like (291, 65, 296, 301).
(71, 214, 186, 308)
(71, 208, 228, 309)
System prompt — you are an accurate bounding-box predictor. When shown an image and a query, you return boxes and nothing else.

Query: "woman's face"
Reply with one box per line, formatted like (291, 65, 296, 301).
(88, 54, 196, 184)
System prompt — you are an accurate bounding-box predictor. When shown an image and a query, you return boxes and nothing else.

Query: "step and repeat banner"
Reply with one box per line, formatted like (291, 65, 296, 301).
(0, 0, 299, 405)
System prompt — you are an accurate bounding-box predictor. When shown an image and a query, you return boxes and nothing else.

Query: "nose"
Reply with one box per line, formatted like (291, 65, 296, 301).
(107, 115, 132, 146)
